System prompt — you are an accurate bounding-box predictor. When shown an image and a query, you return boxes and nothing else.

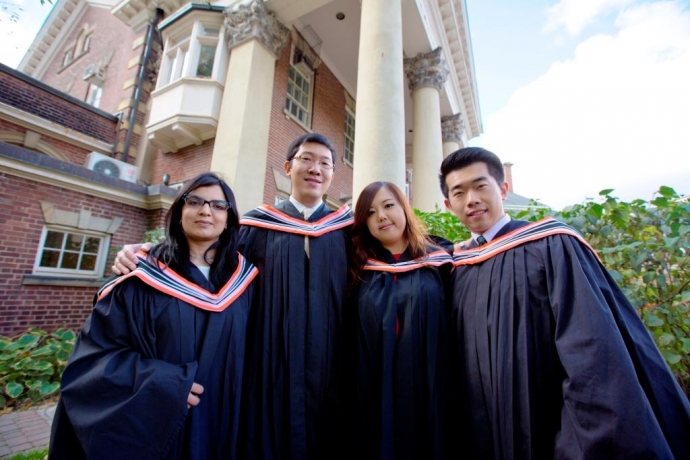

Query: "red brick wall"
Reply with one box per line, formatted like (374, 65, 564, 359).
(37, 7, 142, 117)
(265, 41, 354, 205)
(0, 64, 118, 143)
(0, 173, 152, 337)
(149, 140, 214, 187)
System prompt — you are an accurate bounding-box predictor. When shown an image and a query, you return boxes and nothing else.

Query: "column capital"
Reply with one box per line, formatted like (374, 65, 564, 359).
(404, 47, 449, 93)
(224, 0, 289, 59)
(441, 113, 465, 144)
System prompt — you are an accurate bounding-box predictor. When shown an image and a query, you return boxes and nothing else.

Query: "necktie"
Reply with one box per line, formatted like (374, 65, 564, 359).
(303, 210, 310, 259)
(476, 235, 487, 246)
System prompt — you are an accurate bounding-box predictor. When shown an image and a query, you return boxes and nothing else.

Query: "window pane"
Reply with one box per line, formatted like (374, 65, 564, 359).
(40, 250, 60, 268)
(44, 231, 64, 249)
(80, 254, 97, 271)
(84, 237, 100, 253)
(61, 253, 79, 269)
(196, 44, 216, 77)
(289, 67, 295, 80)
(65, 234, 83, 251)
(295, 74, 303, 88)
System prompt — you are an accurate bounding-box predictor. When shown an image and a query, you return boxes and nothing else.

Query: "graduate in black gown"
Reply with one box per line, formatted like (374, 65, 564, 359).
(237, 133, 353, 460)
(350, 181, 453, 460)
(110, 134, 353, 459)
(439, 147, 690, 459)
(49, 173, 258, 460)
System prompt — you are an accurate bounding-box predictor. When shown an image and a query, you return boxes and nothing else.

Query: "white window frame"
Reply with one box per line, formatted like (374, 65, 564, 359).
(86, 84, 103, 108)
(285, 46, 314, 128)
(344, 106, 355, 166)
(158, 18, 224, 89)
(33, 226, 110, 279)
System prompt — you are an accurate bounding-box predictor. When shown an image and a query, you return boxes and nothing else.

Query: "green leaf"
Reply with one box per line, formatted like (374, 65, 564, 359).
(53, 329, 77, 342)
(682, 339, 690, 353)
(608, 270, 623, 283)
(599, 188, 614, 196)
(658, 186, 677, 198)
(651, 197, 669, 208)
(662, 350, 681, 365)
(5, 381, 24, 398)
(645, 314, 665, 327)
(39, 382, 60, 396)
(658, 333, 675, 346)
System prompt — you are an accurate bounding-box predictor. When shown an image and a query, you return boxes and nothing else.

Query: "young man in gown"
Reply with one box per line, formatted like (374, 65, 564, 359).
(439, 147, 690, 459)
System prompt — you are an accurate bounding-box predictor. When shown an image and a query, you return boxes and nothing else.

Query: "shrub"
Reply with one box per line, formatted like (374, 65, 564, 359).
(0, 328, 76, 409)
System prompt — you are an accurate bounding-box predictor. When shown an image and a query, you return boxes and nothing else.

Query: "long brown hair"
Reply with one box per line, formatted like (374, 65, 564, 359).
(350, 181, 431, 282)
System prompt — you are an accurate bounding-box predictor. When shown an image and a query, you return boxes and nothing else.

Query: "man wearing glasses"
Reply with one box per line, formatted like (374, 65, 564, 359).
(238, 133, 353, 459)
(113, 133, 353, 459)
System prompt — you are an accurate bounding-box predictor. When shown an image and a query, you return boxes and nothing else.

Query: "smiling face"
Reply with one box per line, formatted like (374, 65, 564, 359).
(443, 161, 509, 234)
(366, 186, 408, 254)
(284, 142, 334, 207)
(181, 185, 228, 245)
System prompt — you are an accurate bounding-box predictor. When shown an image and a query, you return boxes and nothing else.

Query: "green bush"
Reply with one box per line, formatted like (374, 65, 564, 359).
(0, 328, 76, 409)
(417, 187, 690, 393)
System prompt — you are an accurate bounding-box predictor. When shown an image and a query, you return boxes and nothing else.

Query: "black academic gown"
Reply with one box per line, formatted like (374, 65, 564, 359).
(238, 201, 353, 460)
(354, 245, 453, 460)
(452, 217, 690, 460)
(49, 255, 257, 460)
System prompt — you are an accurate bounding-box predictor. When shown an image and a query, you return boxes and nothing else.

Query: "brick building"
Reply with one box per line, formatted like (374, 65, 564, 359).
(1, 0, 480, 335)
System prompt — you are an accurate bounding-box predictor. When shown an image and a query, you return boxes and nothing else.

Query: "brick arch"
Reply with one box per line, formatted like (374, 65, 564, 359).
(0, 131, 69, 161)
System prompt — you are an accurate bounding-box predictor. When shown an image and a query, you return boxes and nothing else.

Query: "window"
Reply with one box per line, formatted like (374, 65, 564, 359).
(344, 108, 355, 166)
(34, 227, 108, 278)
(158, 22, 221, 87)
(285, 47, 314, 126)
(86, 84, 103, 108)
(84, 34, 92, 53)
(63, 49, 74, 67)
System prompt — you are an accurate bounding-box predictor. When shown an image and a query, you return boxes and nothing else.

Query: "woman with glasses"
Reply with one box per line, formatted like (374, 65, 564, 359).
(49, 172, 258, 460)
(350, 181, 454, 460)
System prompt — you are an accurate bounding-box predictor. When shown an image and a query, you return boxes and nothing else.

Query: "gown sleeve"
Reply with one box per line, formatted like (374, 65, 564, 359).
(53, 280, 198, 459)
(543, 234, 690, 460)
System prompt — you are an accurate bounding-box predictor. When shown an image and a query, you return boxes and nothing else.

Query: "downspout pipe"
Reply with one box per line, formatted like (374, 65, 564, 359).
(122, 8, 164, 163)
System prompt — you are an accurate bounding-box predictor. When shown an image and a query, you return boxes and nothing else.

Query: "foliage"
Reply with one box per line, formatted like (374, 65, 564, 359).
(5, 449, 49, 460)
(143, 226, 166, 245)
(416, 187, 690, 393)
(0, 328, 76, 409)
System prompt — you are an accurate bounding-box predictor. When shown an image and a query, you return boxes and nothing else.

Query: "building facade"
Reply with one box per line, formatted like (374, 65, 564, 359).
(1, 0, 481, 335)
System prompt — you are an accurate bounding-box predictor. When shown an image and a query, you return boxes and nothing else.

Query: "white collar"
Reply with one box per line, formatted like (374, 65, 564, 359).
(289, 196, 323, 219)
(471, 213, 511, 243)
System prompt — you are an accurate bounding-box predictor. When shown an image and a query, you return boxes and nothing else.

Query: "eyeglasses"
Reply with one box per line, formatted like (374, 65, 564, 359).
(292, 154, 334, 170)
(183, 194, 231, 212)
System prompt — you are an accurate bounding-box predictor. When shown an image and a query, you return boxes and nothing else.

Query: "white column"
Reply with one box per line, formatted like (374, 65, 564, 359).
(404, 48, 449, 211)
(211, 1, 289, 214)
(442, 113, 464, 158)
(352, 0, 405, 206)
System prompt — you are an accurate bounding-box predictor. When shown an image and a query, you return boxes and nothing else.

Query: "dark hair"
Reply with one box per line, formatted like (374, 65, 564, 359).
(286, 133, 337, 167)
(149, 172, 240, 288)
(439, 147, 505, 198)
(350, 181, 431, 283)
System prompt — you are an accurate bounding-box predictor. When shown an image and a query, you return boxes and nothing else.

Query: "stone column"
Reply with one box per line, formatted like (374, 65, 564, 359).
(404, 47, 449, 211)
(211, 1, 289, 214)
(352, 0, 405, 207)
(441, 113, 464, 158)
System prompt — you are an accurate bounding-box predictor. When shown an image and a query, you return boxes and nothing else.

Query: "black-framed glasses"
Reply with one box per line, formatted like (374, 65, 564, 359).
(292, 154, 334, 170)
(183, 194, 231, 212)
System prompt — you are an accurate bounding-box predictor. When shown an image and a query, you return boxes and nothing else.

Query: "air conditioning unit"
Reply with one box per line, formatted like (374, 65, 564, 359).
(292, 50, 314, 75)
(83, 64, 106, 85)
(85, 152, 139, 183)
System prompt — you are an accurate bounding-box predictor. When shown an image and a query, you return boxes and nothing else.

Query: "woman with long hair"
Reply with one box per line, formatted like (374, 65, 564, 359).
(351, 181, 453, 460)
(49, 172, 258, 459)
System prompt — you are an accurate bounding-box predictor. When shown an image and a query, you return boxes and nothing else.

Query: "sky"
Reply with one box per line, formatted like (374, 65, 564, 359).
(466, 0, 690, 209)
(1, 0, 689, 210)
